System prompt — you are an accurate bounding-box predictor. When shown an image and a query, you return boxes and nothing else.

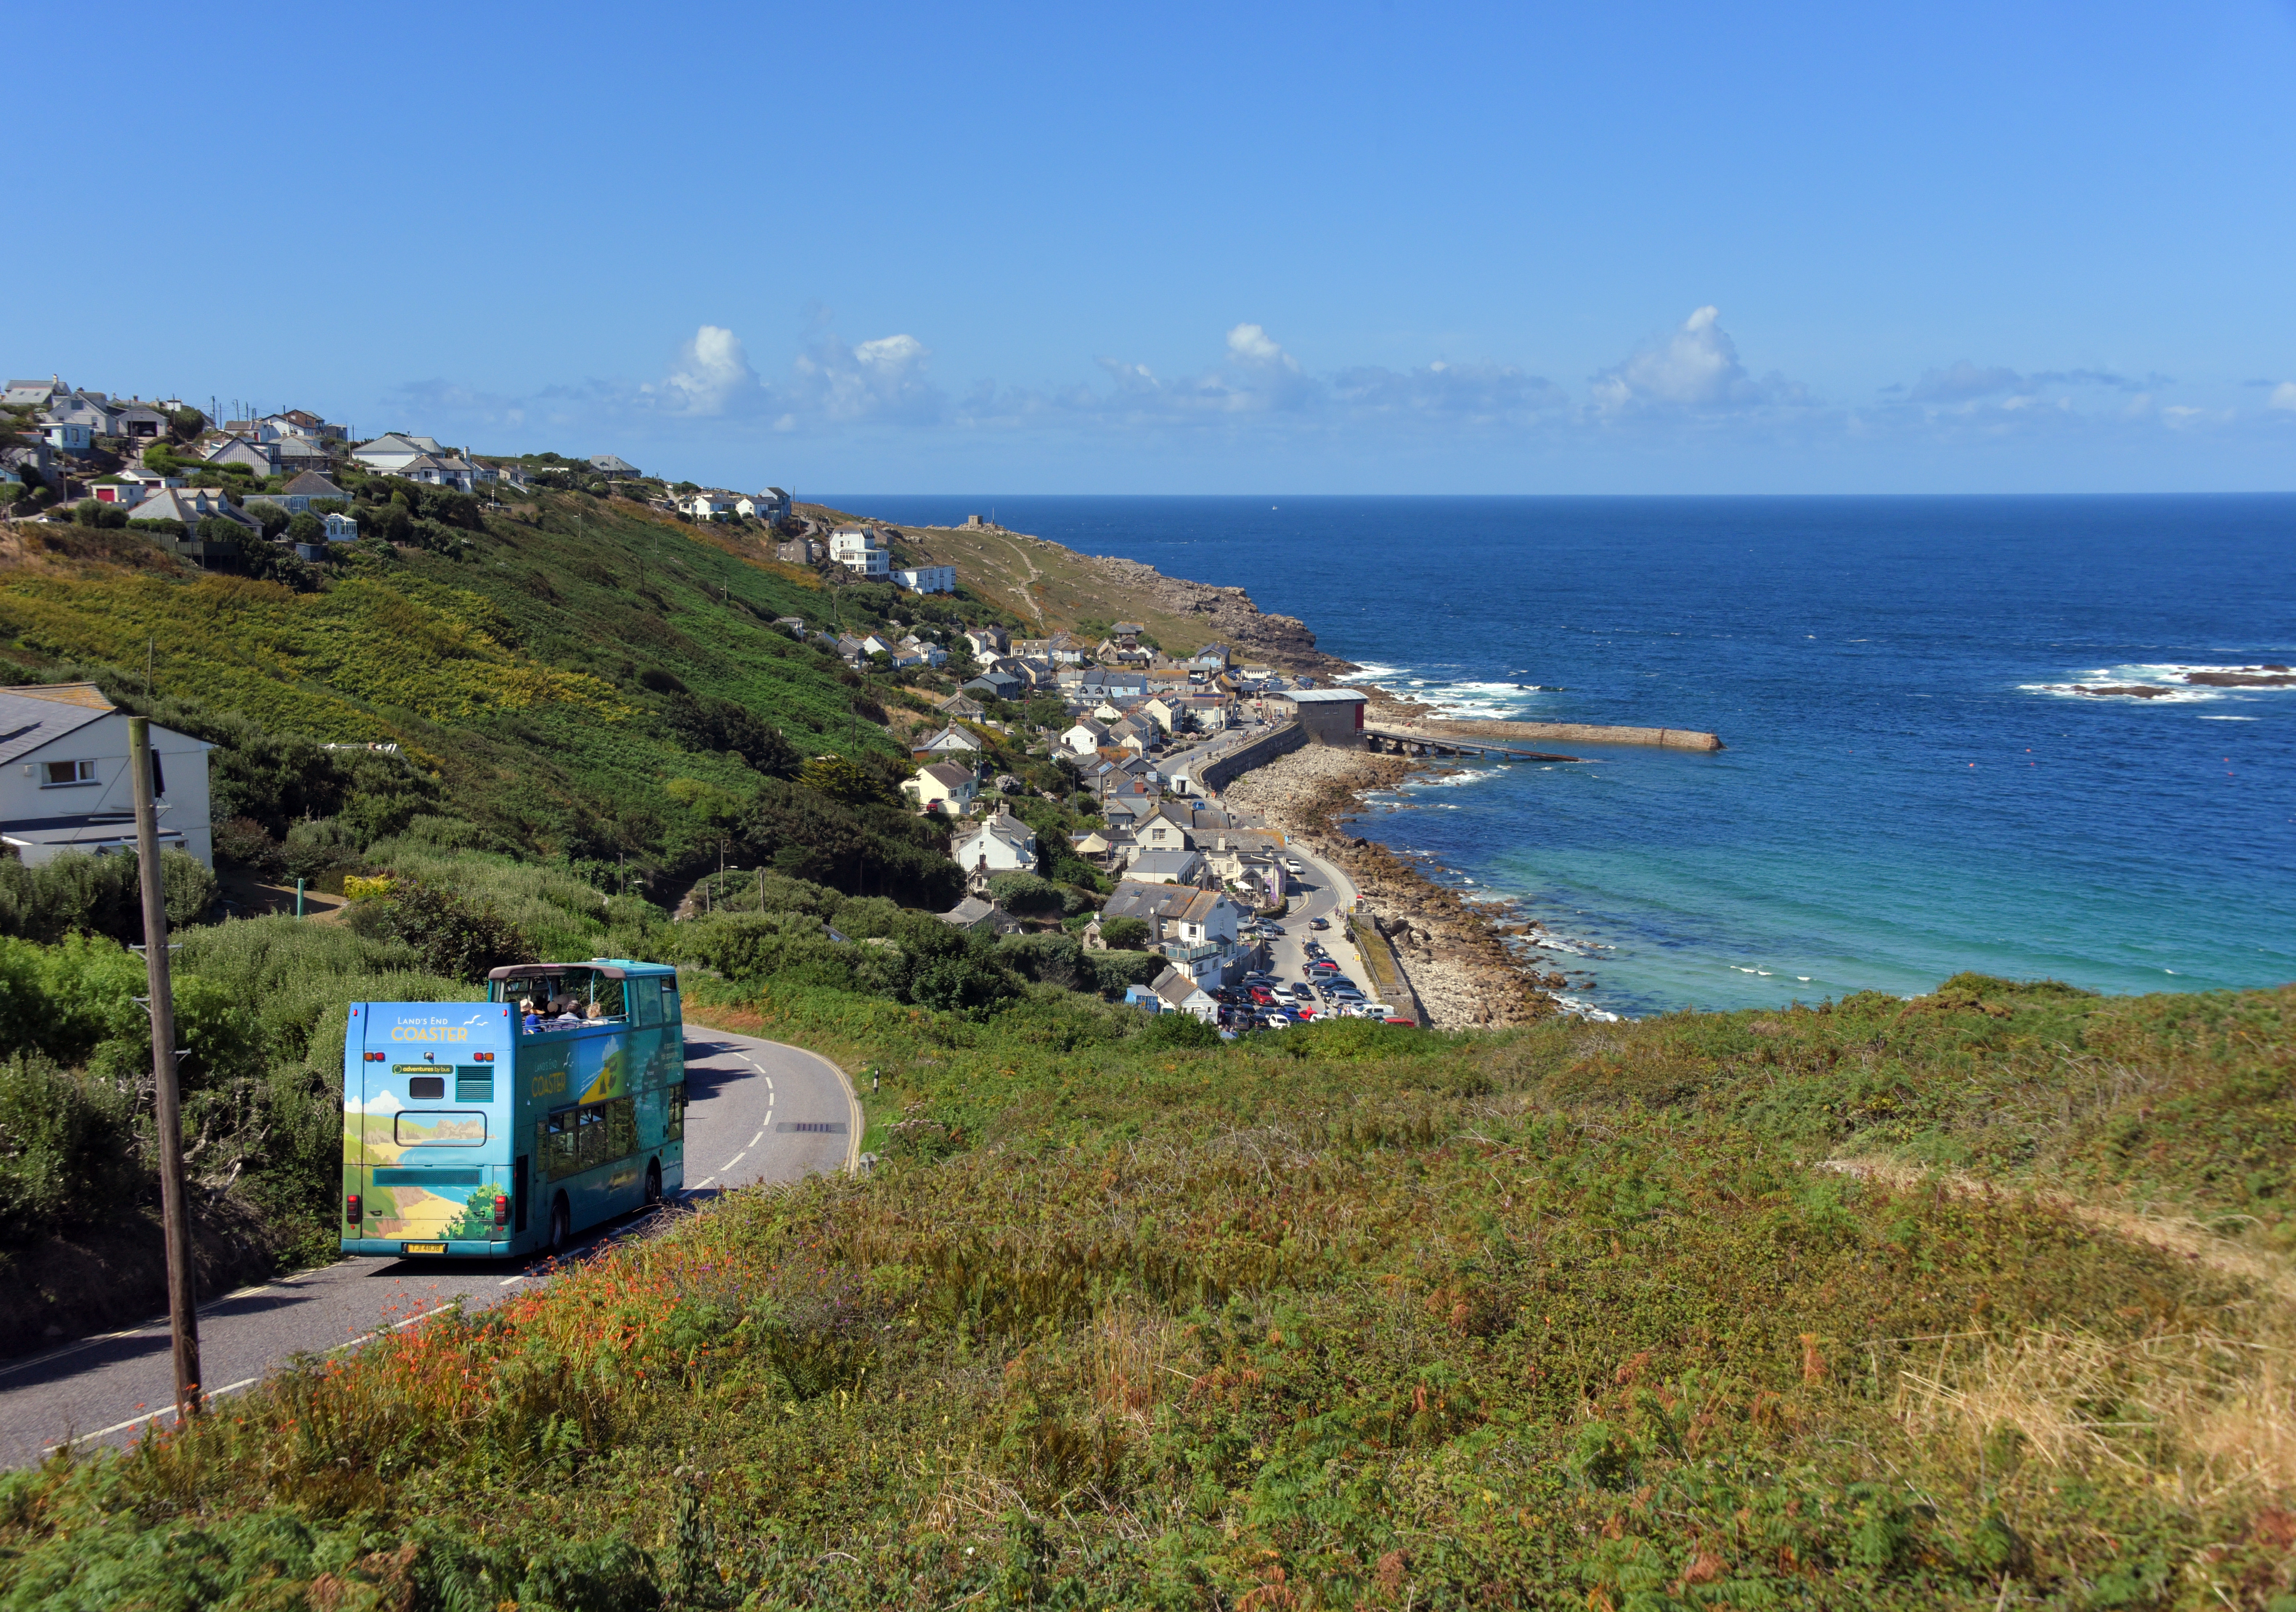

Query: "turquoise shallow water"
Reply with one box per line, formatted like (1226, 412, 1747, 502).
(846, 495, 2296, 1017)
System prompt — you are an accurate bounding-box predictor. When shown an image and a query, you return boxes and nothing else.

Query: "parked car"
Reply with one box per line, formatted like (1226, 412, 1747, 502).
(1382, 1016, 1416, 1027)
(1283, 858, 1305, 875)
(1308, 959, 1340, 974)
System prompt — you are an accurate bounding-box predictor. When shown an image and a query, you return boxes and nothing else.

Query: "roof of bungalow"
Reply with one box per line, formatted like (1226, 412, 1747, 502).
(917, 760, 976, 790)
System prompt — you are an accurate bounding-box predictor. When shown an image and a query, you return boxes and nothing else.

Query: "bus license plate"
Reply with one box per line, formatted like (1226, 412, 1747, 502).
(402, 1242, 447, 1254)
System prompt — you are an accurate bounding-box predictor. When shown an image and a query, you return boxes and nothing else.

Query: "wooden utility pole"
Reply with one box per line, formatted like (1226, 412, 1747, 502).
(130, 717, 202, 1425)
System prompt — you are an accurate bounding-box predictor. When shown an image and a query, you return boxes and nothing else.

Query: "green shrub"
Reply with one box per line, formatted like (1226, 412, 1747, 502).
(0, 1051, 138, 1242)
(72, 499, 128, 530)
(986, 870, 1063, 916)
(344, 875, 532, 981)
(282, 817, 359, 879)
(212, 816, 287, 877)
(1134, 1008, 1221, 1049)
(162, 847, 218, 924)
(1084, 948, 1162, 995)
(1098, 915, 1149, 950)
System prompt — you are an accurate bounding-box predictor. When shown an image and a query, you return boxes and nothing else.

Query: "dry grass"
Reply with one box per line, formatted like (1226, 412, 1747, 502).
(1894, 1327, 2296, 1506)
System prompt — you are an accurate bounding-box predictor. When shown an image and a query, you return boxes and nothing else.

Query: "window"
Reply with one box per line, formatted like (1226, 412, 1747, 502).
(41, 760, 96, 788)
(542, 1097, 638, 1181)
(407, 1075, 446, 1101)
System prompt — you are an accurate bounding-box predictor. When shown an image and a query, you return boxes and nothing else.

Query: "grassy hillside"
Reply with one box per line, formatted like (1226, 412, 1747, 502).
(0, 486, 1025, 870)
(5, 973, 2293, 1608)
(801, 505, 1236, 657)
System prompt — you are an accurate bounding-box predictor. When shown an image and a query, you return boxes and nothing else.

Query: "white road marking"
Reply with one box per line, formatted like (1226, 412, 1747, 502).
(45, 1376, 263, 1449)
(723, 1152, 748, 1171)
(748, 1128, 765, 1147)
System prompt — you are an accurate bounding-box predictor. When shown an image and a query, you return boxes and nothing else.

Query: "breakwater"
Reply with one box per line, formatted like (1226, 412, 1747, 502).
(1375, 718, 1723, 752)
(1193, 720, 1307, 792)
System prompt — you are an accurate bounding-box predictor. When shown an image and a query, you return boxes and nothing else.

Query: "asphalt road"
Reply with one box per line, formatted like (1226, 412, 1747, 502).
(1259, 844, 1377, 1014)
(0, 1028, 857, 1469)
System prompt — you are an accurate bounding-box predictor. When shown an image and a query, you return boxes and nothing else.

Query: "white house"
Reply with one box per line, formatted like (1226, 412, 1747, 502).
(829, 527, 891, 579)
(0, 683, 215, 866)
(950, 809, 1039, 876)
(902, 760, 978, 816)
(892, 565, 955, 594)
(323, 511, 359, 543)
(1062, 718, 1110, 756)
(201, 435, 278, 474)
(737, 488, 791, 521)
(1134, 802, 1194, 855)
(394, 452, 486, 493)
(1149, 966, 1219, 1023)
(684, 490, 740, 520)
(912, 725, 982, 758)
(1125, 849, 1205, 885)
(353, 433, 449, 474)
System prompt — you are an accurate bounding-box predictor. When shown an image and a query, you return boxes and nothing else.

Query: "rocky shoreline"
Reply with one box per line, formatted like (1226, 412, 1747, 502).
(1219, 744, 1564, 1029)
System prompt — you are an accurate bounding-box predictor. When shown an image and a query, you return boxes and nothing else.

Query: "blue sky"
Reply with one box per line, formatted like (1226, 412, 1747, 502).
(15, 2, 2296, 492)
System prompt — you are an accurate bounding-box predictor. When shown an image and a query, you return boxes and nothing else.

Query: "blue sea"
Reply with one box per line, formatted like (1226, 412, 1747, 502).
(846, 496, 2296, 1018)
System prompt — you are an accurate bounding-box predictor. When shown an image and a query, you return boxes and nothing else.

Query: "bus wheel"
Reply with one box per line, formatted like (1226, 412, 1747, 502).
(644, 1159, 663, 1207)
(546, 1194, 571, 1257)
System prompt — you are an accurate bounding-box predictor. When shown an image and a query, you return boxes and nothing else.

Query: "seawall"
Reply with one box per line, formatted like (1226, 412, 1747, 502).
(1377, 718, 1723, 753)
(1194, 720, 1308, 792)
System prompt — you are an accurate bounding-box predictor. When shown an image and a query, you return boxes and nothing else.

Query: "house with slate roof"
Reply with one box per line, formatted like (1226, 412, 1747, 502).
(244, 470, 350, 515)
(0, 683, 215, 866)
(950, 808, 1038, 877)
(902, 760, 978, 816)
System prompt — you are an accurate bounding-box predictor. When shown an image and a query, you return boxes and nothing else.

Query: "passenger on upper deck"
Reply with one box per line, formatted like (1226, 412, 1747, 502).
(545, 997, 584, 1029)
(585, 1001, 609, 1022)
(520, 998, 541, 1034)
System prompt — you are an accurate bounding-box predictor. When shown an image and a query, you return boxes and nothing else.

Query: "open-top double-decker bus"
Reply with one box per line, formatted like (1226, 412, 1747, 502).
(340, 959, 686, 1259)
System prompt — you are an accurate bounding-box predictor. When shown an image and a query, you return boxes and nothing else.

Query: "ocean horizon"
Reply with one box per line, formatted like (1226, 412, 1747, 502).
(841, 494, 2296, 1018)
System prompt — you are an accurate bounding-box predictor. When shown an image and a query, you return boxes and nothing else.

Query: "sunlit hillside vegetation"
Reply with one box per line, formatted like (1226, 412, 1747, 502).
(4, 972, 2294, 1608)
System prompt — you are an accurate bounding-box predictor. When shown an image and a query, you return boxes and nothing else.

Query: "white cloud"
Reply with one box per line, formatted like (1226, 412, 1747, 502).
(2270, 381, 2296, 411)
(1589, 305, 1803, 415)
(791, 328, 941, 423)
(646, 324, 760, 416)
(1224, 323, 1299, 371)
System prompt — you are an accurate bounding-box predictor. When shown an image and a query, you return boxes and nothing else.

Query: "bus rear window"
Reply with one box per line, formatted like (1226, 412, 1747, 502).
(395, 1112, 487, 1146)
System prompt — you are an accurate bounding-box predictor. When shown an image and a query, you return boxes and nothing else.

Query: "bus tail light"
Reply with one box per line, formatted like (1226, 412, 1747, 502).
(346, 1194, 362, 1225)
(493, 1194, 509, 1227)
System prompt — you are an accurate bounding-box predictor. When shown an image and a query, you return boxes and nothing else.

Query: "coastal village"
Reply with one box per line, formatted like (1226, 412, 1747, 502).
(0, 373, 1584, 1033)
